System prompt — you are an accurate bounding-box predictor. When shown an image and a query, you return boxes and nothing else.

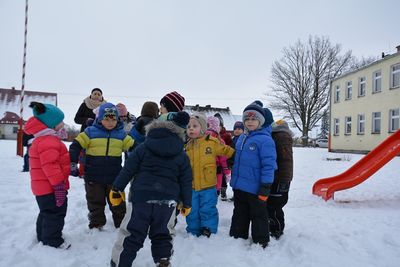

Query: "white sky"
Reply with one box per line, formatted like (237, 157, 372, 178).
(1, 0, 399, 128)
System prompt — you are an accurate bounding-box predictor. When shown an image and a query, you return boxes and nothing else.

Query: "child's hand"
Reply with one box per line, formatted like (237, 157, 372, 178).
(70, 163, 79, 177)
(180, 207, 192, 217)
(257, 183, 271, 204)
(53, 182, 66, 207)
(109, 188, 125, 206)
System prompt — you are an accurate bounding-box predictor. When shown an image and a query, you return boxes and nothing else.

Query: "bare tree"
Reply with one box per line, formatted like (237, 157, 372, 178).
(348, 55, 379, 71)
(318, 109, 329, 139)
(269, 36, 352, 145)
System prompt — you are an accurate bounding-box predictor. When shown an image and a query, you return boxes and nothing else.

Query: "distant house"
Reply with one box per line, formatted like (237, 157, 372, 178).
(329, 45, 400, 153)
(0, 88, 58, 140)
(183, 104, 241, 132)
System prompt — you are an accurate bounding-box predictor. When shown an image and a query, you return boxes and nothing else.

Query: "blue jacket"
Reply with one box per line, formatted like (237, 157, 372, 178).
(113, 121, 193, 207)
(230, 126, 277, 195)
(69, 120, 133, 185)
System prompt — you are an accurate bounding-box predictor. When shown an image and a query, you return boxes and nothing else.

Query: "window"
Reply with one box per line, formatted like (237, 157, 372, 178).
(13, 127, 18, 134)
(334, 118, 340, 135)
(357, 114, 365, 134)
(372, 112, 381, 134)
(358, 77, 366, 96)
(345, 116, 352, 135)
(334, 85, 340, 103)
(346, 81, 352, 100)
(391, 64, 400, 88)
(389, 108, 399, 132)
(373, 71, 381, 93)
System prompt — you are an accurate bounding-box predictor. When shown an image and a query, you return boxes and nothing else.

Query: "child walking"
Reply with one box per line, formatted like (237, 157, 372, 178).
(229, 101, 277, 248)
(109, 112, 192, 267)
(69, 103, 134, 229)
(24, 102, 70, 248)
(185, 113, 235, 237)
(267, 119, 293, 239)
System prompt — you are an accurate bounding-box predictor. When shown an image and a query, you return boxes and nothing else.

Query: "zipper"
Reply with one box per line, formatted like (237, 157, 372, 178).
(104, 131, 111, 184)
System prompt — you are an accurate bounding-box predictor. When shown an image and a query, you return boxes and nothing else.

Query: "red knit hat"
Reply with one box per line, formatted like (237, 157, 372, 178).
(160, 91, 185, 112)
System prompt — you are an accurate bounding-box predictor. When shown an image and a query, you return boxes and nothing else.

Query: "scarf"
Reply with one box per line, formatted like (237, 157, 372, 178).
(84, 96, 106, 110)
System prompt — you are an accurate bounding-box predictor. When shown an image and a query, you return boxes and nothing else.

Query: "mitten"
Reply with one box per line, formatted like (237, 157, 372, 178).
(223, 168, 231, 183)
(109, 188, 126, 206)
(70, 162, 79, 177)
(277, 182, 290, 193)
(53, 182, 66, 207)
(180, 206, 192, 217)
(258, 183, 271, 203)
(86, 118, 94, 126)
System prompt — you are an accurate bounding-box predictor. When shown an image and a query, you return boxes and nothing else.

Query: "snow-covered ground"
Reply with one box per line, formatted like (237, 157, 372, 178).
(0, 139, 399, 267)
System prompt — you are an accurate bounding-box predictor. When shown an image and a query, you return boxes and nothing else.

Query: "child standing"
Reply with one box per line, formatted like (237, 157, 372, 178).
(229, 101, 277, 248)
(109, 112, 192, 267)
(24, 102, 70, 248)
(69, 103, 134, 229)
(231, 121, 244, 149)
(159, 91, 185, 114)
(267, 119, 293, 239)
(185, 113, 235, 237)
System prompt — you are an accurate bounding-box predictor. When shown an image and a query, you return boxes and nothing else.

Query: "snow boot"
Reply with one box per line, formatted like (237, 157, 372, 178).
(220, 187, 227, 201)
(201, 227, 211, 238)
(57, 242, 71, 250)
(156, 258, 171, 267)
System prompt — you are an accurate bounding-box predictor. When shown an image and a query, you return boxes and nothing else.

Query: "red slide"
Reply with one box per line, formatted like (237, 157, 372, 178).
(313, 129, 400, 201)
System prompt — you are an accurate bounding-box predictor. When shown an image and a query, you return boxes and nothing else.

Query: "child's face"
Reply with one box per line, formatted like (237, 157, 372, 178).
(233, 128, 244, 136)
(101, 116, 117, 130)
(244, 118, 260, 131)
(159, 104, 168, 115)
(187, 118, 202, 139)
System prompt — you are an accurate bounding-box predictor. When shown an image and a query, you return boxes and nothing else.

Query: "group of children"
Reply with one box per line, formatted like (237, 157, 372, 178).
(25, 90, 293, 267)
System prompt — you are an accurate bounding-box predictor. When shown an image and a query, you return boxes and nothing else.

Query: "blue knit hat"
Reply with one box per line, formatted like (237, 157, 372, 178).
(29, 102, 64, 129)
(233, 121, 244, 131)
(98, 103, 119, 120)
(243, 100, 266, 126)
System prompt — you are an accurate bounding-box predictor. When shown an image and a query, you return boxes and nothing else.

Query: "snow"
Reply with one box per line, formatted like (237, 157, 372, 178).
(0, 140, 399, 267)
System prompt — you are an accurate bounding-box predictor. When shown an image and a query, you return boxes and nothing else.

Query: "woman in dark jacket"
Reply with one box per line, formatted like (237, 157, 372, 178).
(74, 88, 106, 132)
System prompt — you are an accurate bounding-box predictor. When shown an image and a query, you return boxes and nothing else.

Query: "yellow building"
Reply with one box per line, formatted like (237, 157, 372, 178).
(329, 46, 400, 153)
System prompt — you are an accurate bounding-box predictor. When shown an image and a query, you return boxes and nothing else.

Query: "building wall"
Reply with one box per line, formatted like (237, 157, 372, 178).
(0, 125, 18, 140)
(330, 53, 400, 152)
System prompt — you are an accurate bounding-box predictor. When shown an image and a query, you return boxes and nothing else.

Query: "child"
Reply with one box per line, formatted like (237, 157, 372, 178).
(185, 113, 235, 237)
(159, 91, 185, 114)
(128, 101, 159, 151)
(206, 116, 231, 201)
(229, 101, 277, 248)
(69, 103, 134, 229)
(267, 119, 293, 239)
(109, 112, 192, 267)
(24, 102, 70, 248)
(231, 121, 244, 149)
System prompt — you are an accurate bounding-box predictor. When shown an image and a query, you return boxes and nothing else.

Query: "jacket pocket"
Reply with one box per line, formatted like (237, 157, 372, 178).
(203, 163, 217, 187)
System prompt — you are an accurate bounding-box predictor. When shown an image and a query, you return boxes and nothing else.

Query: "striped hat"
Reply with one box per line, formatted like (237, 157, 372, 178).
(160, 91, 185, 112)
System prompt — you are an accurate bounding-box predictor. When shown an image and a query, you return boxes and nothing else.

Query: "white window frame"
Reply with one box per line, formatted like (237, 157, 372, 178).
(357, 114, 365, 135)
(372, 112, 381, 134)
(389, 108, 399, 132)
(373, 70, 382, 93)
(334, 85, 340, 103)
(346, 81, 352, 100)
(358, 77, 366, 97)
(334, 118, 340, 136)
(391, 63, 400, 88)
(345, 116, 352, 135)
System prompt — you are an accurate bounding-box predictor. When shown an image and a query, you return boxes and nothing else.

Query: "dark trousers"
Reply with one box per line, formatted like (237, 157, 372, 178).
(23, 146, 30, 171)
(111, 201, 176, 267)
(85, 182, 126, 228)
(267, 191, 288, 236)
(35, 193, 67, 247)
(229, 189, 269, 245)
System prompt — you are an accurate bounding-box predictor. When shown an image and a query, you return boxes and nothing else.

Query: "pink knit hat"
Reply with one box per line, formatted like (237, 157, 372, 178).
(207, 116, 220, 133)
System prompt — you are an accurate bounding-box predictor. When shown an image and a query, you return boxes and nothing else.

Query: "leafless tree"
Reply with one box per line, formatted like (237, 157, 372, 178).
(269, 36, 352, 145)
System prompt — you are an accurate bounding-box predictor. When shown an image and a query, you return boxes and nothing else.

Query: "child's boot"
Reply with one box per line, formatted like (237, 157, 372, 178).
(220, 187, 227, 201)
(156, 258, 171, 267)
(201, 227, 211, 238)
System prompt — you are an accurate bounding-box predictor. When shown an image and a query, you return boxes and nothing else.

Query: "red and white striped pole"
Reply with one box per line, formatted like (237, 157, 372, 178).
(17, 0, 29, 157)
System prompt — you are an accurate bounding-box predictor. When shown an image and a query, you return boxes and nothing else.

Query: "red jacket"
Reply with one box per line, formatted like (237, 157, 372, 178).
(24, 117, 70, 196)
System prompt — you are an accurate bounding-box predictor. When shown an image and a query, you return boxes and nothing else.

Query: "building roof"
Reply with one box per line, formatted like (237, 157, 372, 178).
(0, 112, 21, 125)
(183, 104, 241, 130)
(0, 88, 58, 122)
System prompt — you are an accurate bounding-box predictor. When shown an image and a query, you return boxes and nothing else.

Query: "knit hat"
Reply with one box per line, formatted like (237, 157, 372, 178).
(263, 107, 274, 127)
(233, 121, 244, 131)
(91, 88, 103, 95)
(214, 113, 224, 127)
(242, 100, 266, 126)
(141, 101, 159, 118)
(29, 102, 64, 129)
(160, 91, 185, 112)
(98, 102, 119, 120)
(158, 111, 190, 129)
(116, 103, 128, 117)
(190, 113, 207, 134)
(207, 116, 220, 133)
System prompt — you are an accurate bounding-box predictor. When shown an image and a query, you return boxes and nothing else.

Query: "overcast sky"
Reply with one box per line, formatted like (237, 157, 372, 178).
(1, 0, 399, 127)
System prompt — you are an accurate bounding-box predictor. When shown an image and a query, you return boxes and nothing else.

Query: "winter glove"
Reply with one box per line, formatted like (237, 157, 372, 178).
(109, 188, 126, 206)
(258, 183, 272, 203)
(53, 182, 66, 207)
(70, 162, 79, 177)
(180, 206, 192, 217)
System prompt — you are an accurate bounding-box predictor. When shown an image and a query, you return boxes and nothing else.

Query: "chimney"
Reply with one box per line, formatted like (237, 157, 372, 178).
(397, 45, 400, 53)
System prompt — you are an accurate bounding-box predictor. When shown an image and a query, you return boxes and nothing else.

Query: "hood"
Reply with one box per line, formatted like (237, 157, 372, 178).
(144, 120, 184, 157)
(24, 117, 48, 135)
(272, 122, 293, 136)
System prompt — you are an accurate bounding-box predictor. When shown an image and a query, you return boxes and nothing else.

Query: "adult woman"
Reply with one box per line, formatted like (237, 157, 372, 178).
(74, 88, 106, 132)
